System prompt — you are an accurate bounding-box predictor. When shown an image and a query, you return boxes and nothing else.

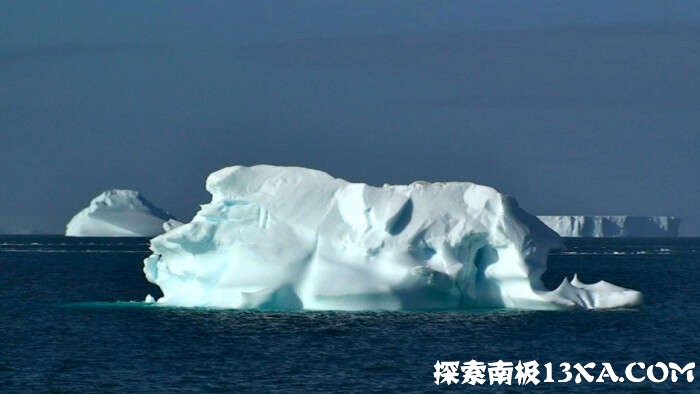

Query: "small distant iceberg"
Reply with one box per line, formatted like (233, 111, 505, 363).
(0, 227, 43, 235)
(66, 190, 178, 237)
(537, 216, 680, 237)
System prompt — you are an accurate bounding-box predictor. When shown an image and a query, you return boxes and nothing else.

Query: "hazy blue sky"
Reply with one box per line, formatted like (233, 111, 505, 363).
(1, 1, 699, 234)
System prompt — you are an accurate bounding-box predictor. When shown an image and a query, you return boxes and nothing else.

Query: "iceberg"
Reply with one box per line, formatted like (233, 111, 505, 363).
(66, 190, 178, 237)
(537, 216, 680, 237)
(143, 165, 642, 310)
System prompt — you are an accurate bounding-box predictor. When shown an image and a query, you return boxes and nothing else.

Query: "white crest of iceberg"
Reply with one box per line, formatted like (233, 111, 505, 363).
(143, 165, 642, 310)
(162, 219, 184, 232)
(66, 189, 177, 237)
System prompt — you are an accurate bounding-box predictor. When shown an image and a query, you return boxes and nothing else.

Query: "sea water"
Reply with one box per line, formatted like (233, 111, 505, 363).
(0, 236, 698, 393)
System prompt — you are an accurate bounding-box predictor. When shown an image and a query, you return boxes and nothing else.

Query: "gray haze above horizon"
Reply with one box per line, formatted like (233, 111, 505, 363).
(1, 1, 699, 235)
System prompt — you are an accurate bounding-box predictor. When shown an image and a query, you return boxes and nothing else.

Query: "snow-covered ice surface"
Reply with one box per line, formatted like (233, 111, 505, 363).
(66, 190, 177, 237)
(144, 165, 642, 310)
(162, 219, 184, 232)
(538, 216, 680, 237)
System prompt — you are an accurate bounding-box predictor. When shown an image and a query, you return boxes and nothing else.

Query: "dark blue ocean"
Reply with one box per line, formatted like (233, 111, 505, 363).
(1, 236, 698, 393)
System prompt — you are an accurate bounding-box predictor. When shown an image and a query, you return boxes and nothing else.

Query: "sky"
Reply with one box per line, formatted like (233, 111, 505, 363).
(1, 1, 699, 234)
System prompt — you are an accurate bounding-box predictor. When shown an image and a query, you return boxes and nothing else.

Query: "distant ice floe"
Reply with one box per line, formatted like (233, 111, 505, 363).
(538, 216, 680, 237)
(143, 165, 642, 311)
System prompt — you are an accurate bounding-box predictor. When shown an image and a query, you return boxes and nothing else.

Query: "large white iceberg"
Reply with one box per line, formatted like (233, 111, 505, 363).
(144, 165, 642, 310)
(66, 190, 178, 237)
(537, 216, 680, 237)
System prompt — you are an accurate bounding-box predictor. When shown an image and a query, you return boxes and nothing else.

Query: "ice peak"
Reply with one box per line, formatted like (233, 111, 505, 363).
(66, 189, 178, 237)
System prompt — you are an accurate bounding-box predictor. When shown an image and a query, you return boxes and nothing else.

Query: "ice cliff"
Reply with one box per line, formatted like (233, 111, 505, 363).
(66, 190, 177, 237)
(537, 216, 680, 237)
(143, 165, 642, 310)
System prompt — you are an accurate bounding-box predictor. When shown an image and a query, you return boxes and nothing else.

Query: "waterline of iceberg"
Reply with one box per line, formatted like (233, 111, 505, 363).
(143, 165, 642, 311)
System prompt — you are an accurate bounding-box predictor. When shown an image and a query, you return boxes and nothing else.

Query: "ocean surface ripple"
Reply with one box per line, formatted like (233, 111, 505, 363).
(0, 236, 698, 393)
